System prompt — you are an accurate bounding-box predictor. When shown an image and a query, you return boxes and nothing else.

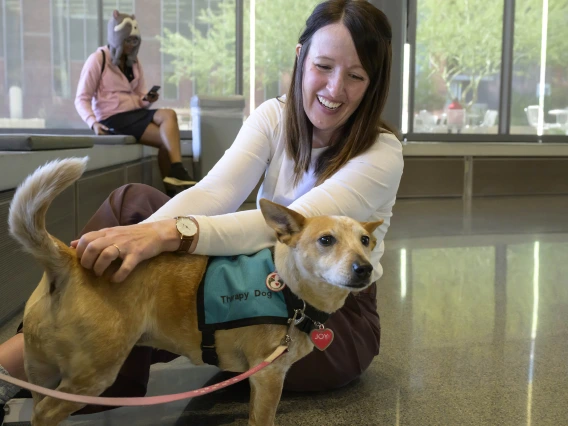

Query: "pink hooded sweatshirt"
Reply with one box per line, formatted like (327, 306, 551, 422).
(74, 45, 151, 129)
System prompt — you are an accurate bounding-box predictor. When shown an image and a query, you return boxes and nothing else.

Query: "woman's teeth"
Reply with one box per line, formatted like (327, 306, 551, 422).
(317, 96, 342, 110)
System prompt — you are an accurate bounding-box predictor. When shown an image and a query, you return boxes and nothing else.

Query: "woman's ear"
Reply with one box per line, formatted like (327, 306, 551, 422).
(296, 44, 302, 59)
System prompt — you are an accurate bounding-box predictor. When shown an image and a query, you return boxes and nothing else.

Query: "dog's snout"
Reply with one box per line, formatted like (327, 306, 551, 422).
(352, 262, 373, 278)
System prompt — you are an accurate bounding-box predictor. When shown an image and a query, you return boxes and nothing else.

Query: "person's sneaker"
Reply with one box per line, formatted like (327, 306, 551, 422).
(165, 183, 194, 198)
(163, 176, 196, 186)
(163, 162, 196, 187)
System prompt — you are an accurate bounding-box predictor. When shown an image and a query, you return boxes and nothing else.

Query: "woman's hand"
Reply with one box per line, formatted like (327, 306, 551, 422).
(92, 122, 109, 135)
(145, 92, 159, 103)
(70, 219, 180, 283)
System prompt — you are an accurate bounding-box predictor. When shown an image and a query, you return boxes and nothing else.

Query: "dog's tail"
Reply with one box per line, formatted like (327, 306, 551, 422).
(9, 157, 88, 273)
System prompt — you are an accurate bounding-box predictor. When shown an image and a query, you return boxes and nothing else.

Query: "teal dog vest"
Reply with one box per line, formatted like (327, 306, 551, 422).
(197, 249, 291, 332)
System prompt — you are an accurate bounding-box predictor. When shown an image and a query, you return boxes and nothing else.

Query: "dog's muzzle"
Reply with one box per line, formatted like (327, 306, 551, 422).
(345, 261, 373, 288)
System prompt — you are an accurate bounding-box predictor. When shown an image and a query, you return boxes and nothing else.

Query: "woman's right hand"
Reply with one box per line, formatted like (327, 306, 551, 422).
(92, 122, 109, 135)
(70, 219, 181, 283)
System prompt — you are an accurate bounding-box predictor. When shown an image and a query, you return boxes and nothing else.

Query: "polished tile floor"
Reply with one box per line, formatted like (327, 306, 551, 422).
(2, 195, 568, 425)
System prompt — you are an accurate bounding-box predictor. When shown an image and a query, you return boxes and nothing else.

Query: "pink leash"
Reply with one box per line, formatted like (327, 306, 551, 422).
(0, 346, 288, 407)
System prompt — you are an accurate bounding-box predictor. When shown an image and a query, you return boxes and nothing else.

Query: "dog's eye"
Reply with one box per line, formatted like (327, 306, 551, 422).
(318, 235, 336, 246)
(361, 236, 370, 246)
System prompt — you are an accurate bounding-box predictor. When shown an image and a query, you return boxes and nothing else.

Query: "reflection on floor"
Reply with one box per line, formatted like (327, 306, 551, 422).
(3, 195, 568, 425)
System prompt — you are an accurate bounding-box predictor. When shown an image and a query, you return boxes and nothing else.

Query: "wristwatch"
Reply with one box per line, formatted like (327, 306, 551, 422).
(174, 216, 198, 253)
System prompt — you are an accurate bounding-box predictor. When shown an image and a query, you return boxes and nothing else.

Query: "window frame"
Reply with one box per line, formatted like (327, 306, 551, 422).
(397, 0, 567, 143)
(2, 0, 566, 143)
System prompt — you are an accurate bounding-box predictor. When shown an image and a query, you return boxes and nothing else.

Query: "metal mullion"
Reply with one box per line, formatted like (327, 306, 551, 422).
(97, 0, 103, 47)
(49, 0, 54, 96)
(176, 0, 180, 99)
(18, 0, 24, 94)
(498, 0, 515, 135)
(66, 0, 71, 97)
(83, 0, 87, 59)
(2, 1, 7, 90)
(406, 0, 417, 136)
(160, 0, 164, 95)
(236, 0, 243, 95)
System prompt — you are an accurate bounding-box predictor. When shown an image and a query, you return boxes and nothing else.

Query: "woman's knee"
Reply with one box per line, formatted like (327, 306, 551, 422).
(115, 183, 165, 203)
(108, 184, 170, 226)
(156, 108, 178, 125)
(118, 183, 170, 205)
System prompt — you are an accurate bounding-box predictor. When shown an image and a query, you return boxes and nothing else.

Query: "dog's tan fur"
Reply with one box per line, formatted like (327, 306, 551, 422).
(9, 158, 382, 426)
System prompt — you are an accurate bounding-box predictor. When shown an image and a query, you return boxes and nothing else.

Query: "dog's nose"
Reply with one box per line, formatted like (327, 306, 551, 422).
(352, 262, 373, 278)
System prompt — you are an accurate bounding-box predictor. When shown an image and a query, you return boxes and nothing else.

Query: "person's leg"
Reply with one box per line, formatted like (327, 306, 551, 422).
(139, 109, 195, 193)
(0, 334, 26, 381)
(283, 284, 381, 392)
(0, 334, 26, 414)
(149, 108, 182, 164)
(138, 122, 171, 178)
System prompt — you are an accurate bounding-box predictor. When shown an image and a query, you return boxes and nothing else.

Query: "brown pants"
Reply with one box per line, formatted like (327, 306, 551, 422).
(22, 184, 381, 413)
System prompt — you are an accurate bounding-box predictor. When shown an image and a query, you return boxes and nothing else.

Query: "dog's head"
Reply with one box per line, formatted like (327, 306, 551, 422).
(259, 199, 383, 293)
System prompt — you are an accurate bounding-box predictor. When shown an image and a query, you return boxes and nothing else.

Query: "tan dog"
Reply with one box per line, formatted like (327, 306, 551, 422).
(8, 158, 382, 426)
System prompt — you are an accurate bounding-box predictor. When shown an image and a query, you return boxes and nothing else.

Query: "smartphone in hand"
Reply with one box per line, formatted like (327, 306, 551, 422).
(144, 85, 161, 101)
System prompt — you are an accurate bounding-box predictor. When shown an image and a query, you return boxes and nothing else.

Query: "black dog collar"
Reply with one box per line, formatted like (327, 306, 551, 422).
(282, 286, 331, 334)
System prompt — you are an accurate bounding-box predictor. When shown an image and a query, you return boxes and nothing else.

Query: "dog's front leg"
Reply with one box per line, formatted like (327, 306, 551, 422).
(248, 366, 286, 426)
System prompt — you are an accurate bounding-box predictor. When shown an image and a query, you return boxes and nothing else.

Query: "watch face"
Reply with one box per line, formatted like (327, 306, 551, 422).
(176, 217, 197, 237)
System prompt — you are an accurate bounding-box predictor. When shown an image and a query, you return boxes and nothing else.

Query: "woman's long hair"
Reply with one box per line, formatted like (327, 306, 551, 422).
(284, 0, 395, 186)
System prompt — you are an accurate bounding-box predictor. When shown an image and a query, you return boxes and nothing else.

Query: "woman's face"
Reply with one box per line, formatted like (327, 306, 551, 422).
(299, 23, 370, 147)
(123, 36, 139, 55)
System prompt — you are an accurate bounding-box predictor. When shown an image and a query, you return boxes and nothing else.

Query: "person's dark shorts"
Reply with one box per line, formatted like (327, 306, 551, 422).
(100, 108, 157, 141)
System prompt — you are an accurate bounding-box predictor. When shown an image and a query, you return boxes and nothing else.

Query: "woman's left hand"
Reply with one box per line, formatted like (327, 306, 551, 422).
(70, 219, 179, 283)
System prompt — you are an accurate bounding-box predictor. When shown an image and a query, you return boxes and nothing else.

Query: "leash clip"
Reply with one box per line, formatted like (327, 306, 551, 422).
(280, 334, 292, 346)
(288, 300, 306, 325)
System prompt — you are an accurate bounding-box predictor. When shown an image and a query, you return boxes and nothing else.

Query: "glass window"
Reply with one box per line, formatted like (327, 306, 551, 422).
(413, 0, 504, 134)
(161, 0, 195, 101)
(511, 0, 568, 136)
(244, 0, 322, 113)
(52, 0, 71, 99)
(5, 0, 24, 92)
(1, 0, 24, 125)
(103, 0, 134, 17)
(68, 0, 98, 62)
(51, 0, 99, 102)
(161, 0, 235, 97)
(159, 0, 236, 127)
(0, 0, 222, 130)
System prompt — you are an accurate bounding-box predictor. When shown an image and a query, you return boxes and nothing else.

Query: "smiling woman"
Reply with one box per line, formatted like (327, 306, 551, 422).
(299, 23, 370, 148)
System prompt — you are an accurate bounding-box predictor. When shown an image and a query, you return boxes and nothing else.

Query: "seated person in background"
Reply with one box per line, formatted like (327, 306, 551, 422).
(74, 9, 194, 197)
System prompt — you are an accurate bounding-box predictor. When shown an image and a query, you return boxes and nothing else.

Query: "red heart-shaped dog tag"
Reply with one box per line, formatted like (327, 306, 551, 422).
(310, 328, 334, 351)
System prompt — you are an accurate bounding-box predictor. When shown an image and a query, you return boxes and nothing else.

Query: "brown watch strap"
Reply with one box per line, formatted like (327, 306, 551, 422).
(177, 235, 194, 253)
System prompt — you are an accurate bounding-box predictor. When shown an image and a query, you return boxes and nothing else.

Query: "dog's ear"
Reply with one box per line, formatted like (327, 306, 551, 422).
(361, 220, 383, 250)
(361, 219, 383, 235)
(259, 199, 305, 245)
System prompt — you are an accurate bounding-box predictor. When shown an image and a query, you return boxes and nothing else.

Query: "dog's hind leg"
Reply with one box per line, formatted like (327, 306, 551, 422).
(24, 351, 60, 407)
(248, 365, 286, 426)
(29, 335, 137, 426)
(30, 361, 125, 426)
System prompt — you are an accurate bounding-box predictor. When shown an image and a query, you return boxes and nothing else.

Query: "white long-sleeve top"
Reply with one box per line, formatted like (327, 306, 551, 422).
(144, 97, 404, 282)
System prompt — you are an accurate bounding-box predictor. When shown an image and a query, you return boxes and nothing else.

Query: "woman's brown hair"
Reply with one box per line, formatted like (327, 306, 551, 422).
(284, 0, 395, 186)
